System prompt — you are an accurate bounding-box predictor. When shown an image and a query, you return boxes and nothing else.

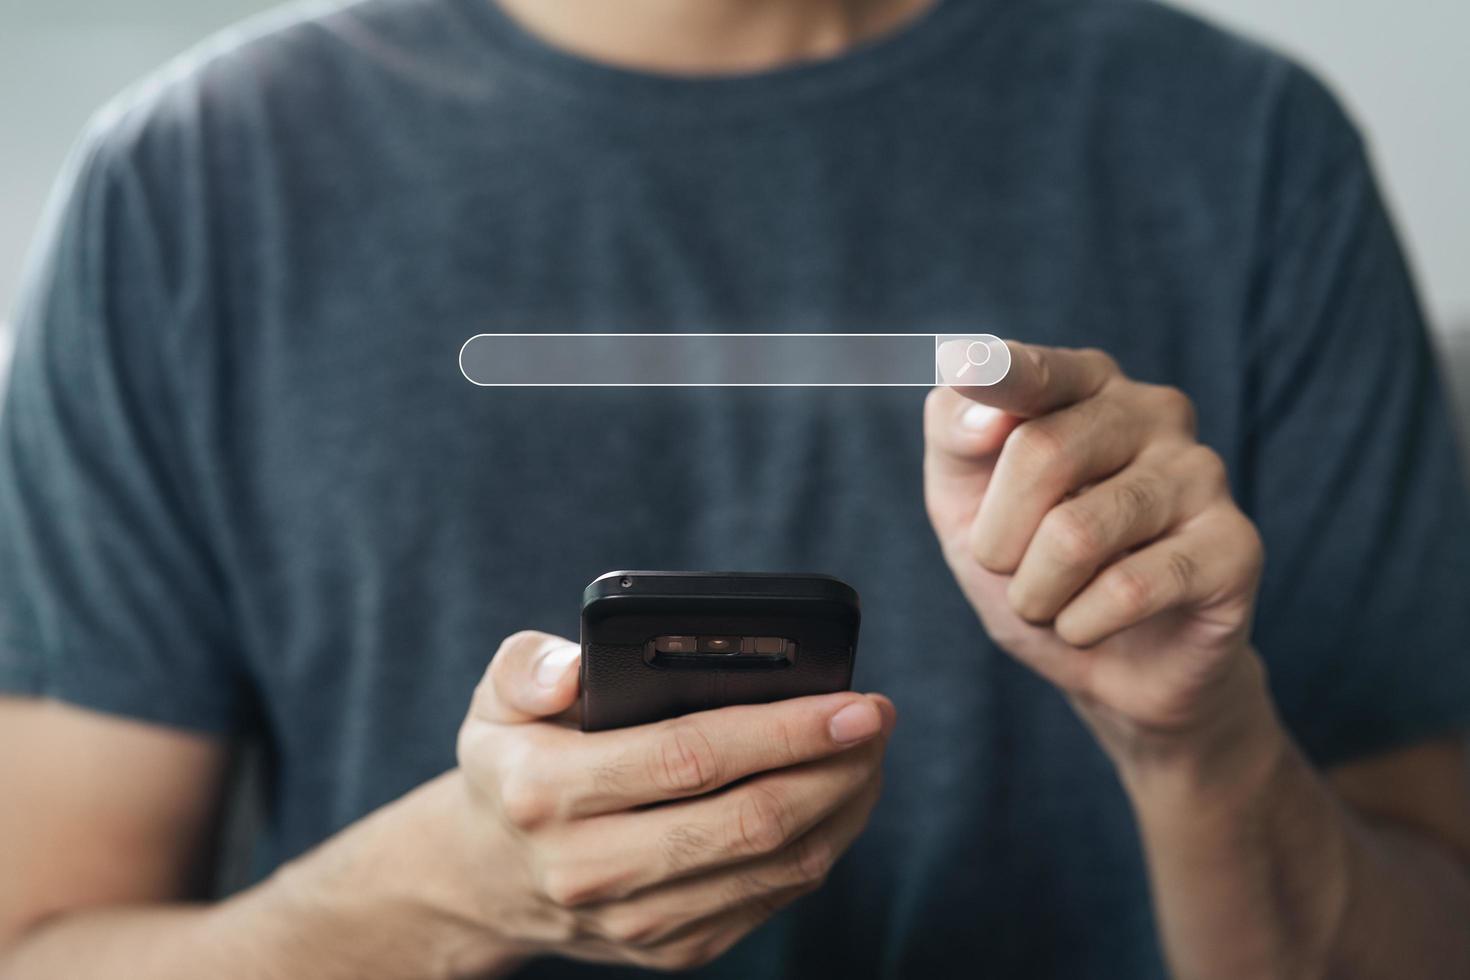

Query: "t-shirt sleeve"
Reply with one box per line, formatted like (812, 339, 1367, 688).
(1243, 69, 1470, 767)
(0, 110, 246, 734)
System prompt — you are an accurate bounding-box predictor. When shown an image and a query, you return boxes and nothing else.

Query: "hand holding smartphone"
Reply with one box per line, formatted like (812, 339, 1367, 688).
(439, 625, 890, 972)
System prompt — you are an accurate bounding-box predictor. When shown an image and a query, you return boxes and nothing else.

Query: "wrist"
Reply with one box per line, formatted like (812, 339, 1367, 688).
(244, 773, 526, 980)
(1106, 650, 1289, 809)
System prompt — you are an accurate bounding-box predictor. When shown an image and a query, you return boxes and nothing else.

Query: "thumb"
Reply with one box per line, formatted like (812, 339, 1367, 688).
(471, 631, 581, 725)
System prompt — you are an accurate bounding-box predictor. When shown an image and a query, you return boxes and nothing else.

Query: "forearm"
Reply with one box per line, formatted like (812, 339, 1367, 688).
(1121, 657, 1470, 979)
(0, 776, 524, 980)
(0, 896, 368, 980)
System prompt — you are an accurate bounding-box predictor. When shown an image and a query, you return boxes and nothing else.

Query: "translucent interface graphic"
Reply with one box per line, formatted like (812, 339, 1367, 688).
(459, 333, 1009, 387)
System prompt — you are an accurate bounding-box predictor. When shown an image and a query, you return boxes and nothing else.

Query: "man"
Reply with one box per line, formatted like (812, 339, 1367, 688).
(2, 0, 1469, 976)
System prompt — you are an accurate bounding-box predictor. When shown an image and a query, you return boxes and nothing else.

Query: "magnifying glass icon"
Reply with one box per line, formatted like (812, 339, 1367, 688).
(936, 333, 1011, 386)
(955, 341, 992, 378)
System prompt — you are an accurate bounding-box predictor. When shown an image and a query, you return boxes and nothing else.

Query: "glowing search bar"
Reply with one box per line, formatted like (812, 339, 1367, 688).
(459, 333, 1011, 387)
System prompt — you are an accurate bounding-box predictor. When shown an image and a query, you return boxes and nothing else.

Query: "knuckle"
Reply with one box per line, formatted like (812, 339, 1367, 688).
(455, 725, 504, 804)
(1183, 444, 1228, 490)
(721, 869, 772, 909)
(1114, 472, 1162, 524)
(1105, 564, 1154, 620)
(790, 832, 836, 885)
(1151, 385, 1198, 433)
(497, 769, 557, 831)
(765, 716, 802, 768)
(597, 908, 665, 947)
(1082, 347, 1121, 377)
(1241, 516, 1266, 568)
(466, 675, 496, 722)
(732, 785, 795, 856)
(1165, 549, 1200, 596)
(1009, 421, 1068, 476)
(455, 718, 492, 771)
(1223, 511, 1266, 582)
(538, 865, 604, 909)
(650, 720, 722, 795)
(1042, 506, 1104, 568)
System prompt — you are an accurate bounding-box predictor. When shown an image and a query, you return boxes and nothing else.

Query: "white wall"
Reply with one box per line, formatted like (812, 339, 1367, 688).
(1, 1, 1466, 336)
(0, 2, 274, 324)
(1172, 0, 1470, 337)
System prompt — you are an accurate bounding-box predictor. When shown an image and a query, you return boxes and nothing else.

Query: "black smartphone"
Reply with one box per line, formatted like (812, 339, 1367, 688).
(579, 571, 860, 732)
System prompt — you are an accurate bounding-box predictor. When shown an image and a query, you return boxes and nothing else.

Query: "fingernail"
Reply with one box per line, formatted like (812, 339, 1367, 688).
(829, 700, 883, 744)
(960, 404, 1002, 432)
(535, 643, 580, 688)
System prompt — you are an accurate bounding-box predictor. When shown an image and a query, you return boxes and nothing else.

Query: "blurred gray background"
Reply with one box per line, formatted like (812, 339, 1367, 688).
(1, 0, 1468, 439)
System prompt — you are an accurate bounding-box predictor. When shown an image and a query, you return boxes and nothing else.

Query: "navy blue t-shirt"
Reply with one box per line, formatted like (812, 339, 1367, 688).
(3, 1, 1469, 976)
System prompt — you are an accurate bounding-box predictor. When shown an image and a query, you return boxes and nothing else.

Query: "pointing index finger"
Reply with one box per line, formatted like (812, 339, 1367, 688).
(945, 339, 1117, 419)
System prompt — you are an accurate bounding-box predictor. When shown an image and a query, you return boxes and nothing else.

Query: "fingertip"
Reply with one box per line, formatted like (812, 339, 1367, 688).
(866, 693, 899, 735)
(533, 640, 580, 686)
(526, 640, 581, 708)
(1052, 610, 1104, 650)
(483, 631, 581, 723)
(968, 510, 1019, 576)
(828, 698, 884, 745)
(865, 692, 895, 711)
(926, 385, 1015, 462)
(960, 403, 1004, 433)
(1006, 575, 1055, 626)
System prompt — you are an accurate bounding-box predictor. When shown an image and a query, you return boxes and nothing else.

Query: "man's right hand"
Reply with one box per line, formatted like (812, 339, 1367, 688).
(281, 630, 895, 976)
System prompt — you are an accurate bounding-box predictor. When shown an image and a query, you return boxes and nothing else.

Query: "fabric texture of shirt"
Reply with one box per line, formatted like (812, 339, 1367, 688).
(3, 0, 1470, 976)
